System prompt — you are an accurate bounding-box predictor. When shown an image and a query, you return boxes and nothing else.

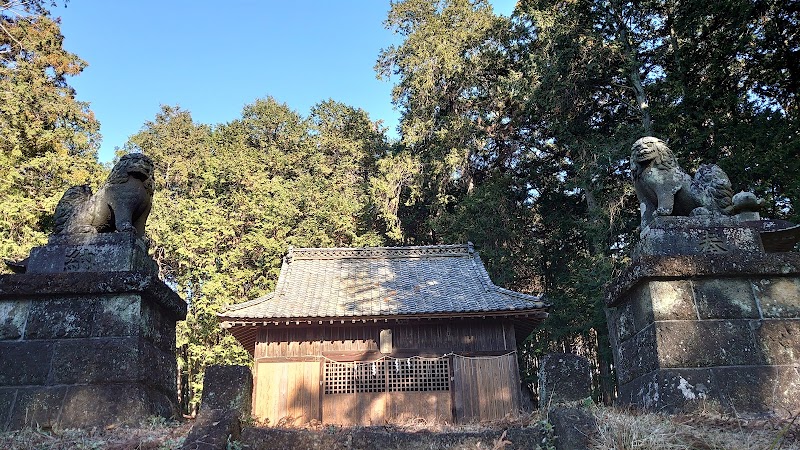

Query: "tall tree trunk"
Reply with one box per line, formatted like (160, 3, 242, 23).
(609, 0, 653, 135)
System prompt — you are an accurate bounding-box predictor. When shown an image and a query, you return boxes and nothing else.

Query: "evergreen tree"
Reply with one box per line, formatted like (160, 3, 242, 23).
(0, 1, 102, 266)
(127, 99, 391, 413)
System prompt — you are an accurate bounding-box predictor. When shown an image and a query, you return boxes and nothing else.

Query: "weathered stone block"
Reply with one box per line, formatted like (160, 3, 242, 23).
(201, 365, 253, 416)
(755, 277, 800, 318)
(27, 233, 157, 275)
(60, 384, 150, 428)
(7, 386, 67, 430)
(92, 295, 140, 337)
(51, 338, 140, 384)
(548, 406, 597, 450)
(635, 217, 764, 258)
(140, 301, 177, 352)
(616, 325, 658, 385)
(753, 319, 800, 365)
(140, 342, 177, 396)
(538, 354, 591, 406)
(182, 409, 241, 450)
(606, 253, 800, 308)
(648, 280, 696, 321)
(606, 301, 636, 343)
(693, 279, 759, 319)
(25, 298, 95, 339)
(0, 233, 185, 431)
(0, 301, 28, 340)
(0, 388, 14, 431)
(618, 369, 716, 412)
(655, 321, 763, 368)
(711, 366, 800, 414)
(0, 342, 52, 386)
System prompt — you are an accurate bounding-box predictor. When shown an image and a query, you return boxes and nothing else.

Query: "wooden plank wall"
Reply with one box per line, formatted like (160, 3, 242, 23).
(255, 326, 380, 358)
(451, 353, 521, 422)
(253, 361, 320, 425)
(322, 390, 452, 425)
(252, 322, 518, 425)
(254, 322, 513, 358)
(394, 322, 512, 353)
(323, 392, 386, 425)
(387, 391, 451, 423)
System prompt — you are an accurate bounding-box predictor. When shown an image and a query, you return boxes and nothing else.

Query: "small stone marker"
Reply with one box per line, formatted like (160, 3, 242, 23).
(538, 353, 592, 406)
(182, 365, 253, 450)
(200, 365, 253, 416)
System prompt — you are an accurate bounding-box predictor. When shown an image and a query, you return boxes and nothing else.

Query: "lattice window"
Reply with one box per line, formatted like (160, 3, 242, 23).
(324, 361, 387, 394)
(324, 357, 450, 394)
(388, 358, 450, 392)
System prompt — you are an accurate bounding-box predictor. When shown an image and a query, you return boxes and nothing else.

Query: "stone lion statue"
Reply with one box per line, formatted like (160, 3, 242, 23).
(631, 137, 735, 226)
(54, 153, 155, 237)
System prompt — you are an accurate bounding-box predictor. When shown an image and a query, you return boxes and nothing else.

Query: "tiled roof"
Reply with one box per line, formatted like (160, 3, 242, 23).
(219, 244, 547, 322)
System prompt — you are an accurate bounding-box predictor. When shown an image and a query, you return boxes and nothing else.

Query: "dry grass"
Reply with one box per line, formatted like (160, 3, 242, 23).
(592, 408, 800, 450)
(0, 419, 191, 450)
(0, 407, 797, 449)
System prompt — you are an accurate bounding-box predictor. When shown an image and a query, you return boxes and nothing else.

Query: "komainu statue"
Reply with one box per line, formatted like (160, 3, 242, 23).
(630, 136, 760, 226)
(54, 153, 155, 237)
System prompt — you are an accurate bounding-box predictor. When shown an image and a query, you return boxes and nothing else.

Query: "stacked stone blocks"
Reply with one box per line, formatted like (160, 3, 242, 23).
(0, 234, 186, 430)
(607, 246, 800, 414)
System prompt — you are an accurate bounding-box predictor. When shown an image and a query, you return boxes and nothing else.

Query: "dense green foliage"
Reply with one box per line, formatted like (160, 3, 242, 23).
(2, 0, 797, 411)
(125, 100, 391, 412)
(378, 0, 799, 401)
(0, 1, 103, 262)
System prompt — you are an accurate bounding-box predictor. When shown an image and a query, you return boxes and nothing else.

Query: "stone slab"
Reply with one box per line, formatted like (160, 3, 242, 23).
(647, 280, 696, 320)
(606, 300, 636, 343)
(182, 408, 241, 450)
(606, 252, 800, 307)
(538, 354, 592, 406)
(0, 388, 15, 431)
(711, 366, 800, 415)
(618, 366, 800, 415)
(0, 272, 186, 320)
(0, 341, 53, 386)
(753, 319, 800, 365)
(6, 386, 67, 430)
(548, 406, 598, 450)
(93, 294, 141, 337)
(201, 365, 253, 416)
(635, 216, 764, 258)
(618, 368, 717, 412)
(755, 277, 800, 318)
(0, 301, 28, 340)
(615, 325, 658, 385)
(27, 233, 157, 275)
(59, 383, 176, 428)
(693, 279, 759, 319)
(141, 301, 178, 351)
(25, 297, 95, 339)
(51, 337, 140, 384)
(655, 320, 763, 368)
(140, 341, 178, 397)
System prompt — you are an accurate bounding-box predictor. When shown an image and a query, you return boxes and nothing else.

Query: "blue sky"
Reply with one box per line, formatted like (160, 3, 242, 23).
(57, 1, 517, 162)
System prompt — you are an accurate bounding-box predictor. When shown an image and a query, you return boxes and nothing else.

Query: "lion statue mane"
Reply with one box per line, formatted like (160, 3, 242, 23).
(54, 153, 155, 237)
(630, 136, 735, 226)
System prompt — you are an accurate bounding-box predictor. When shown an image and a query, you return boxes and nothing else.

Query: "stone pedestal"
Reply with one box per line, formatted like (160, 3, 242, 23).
(0, 234, 186, 430)
(606, 217, 800, 415)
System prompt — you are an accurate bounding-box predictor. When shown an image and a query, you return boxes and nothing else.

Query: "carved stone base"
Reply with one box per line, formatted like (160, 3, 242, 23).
(0, 236, 185, 430)
(635, 216, 763, 258)
(26, 233, 158, 274)
(606, 252, 800, 415)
